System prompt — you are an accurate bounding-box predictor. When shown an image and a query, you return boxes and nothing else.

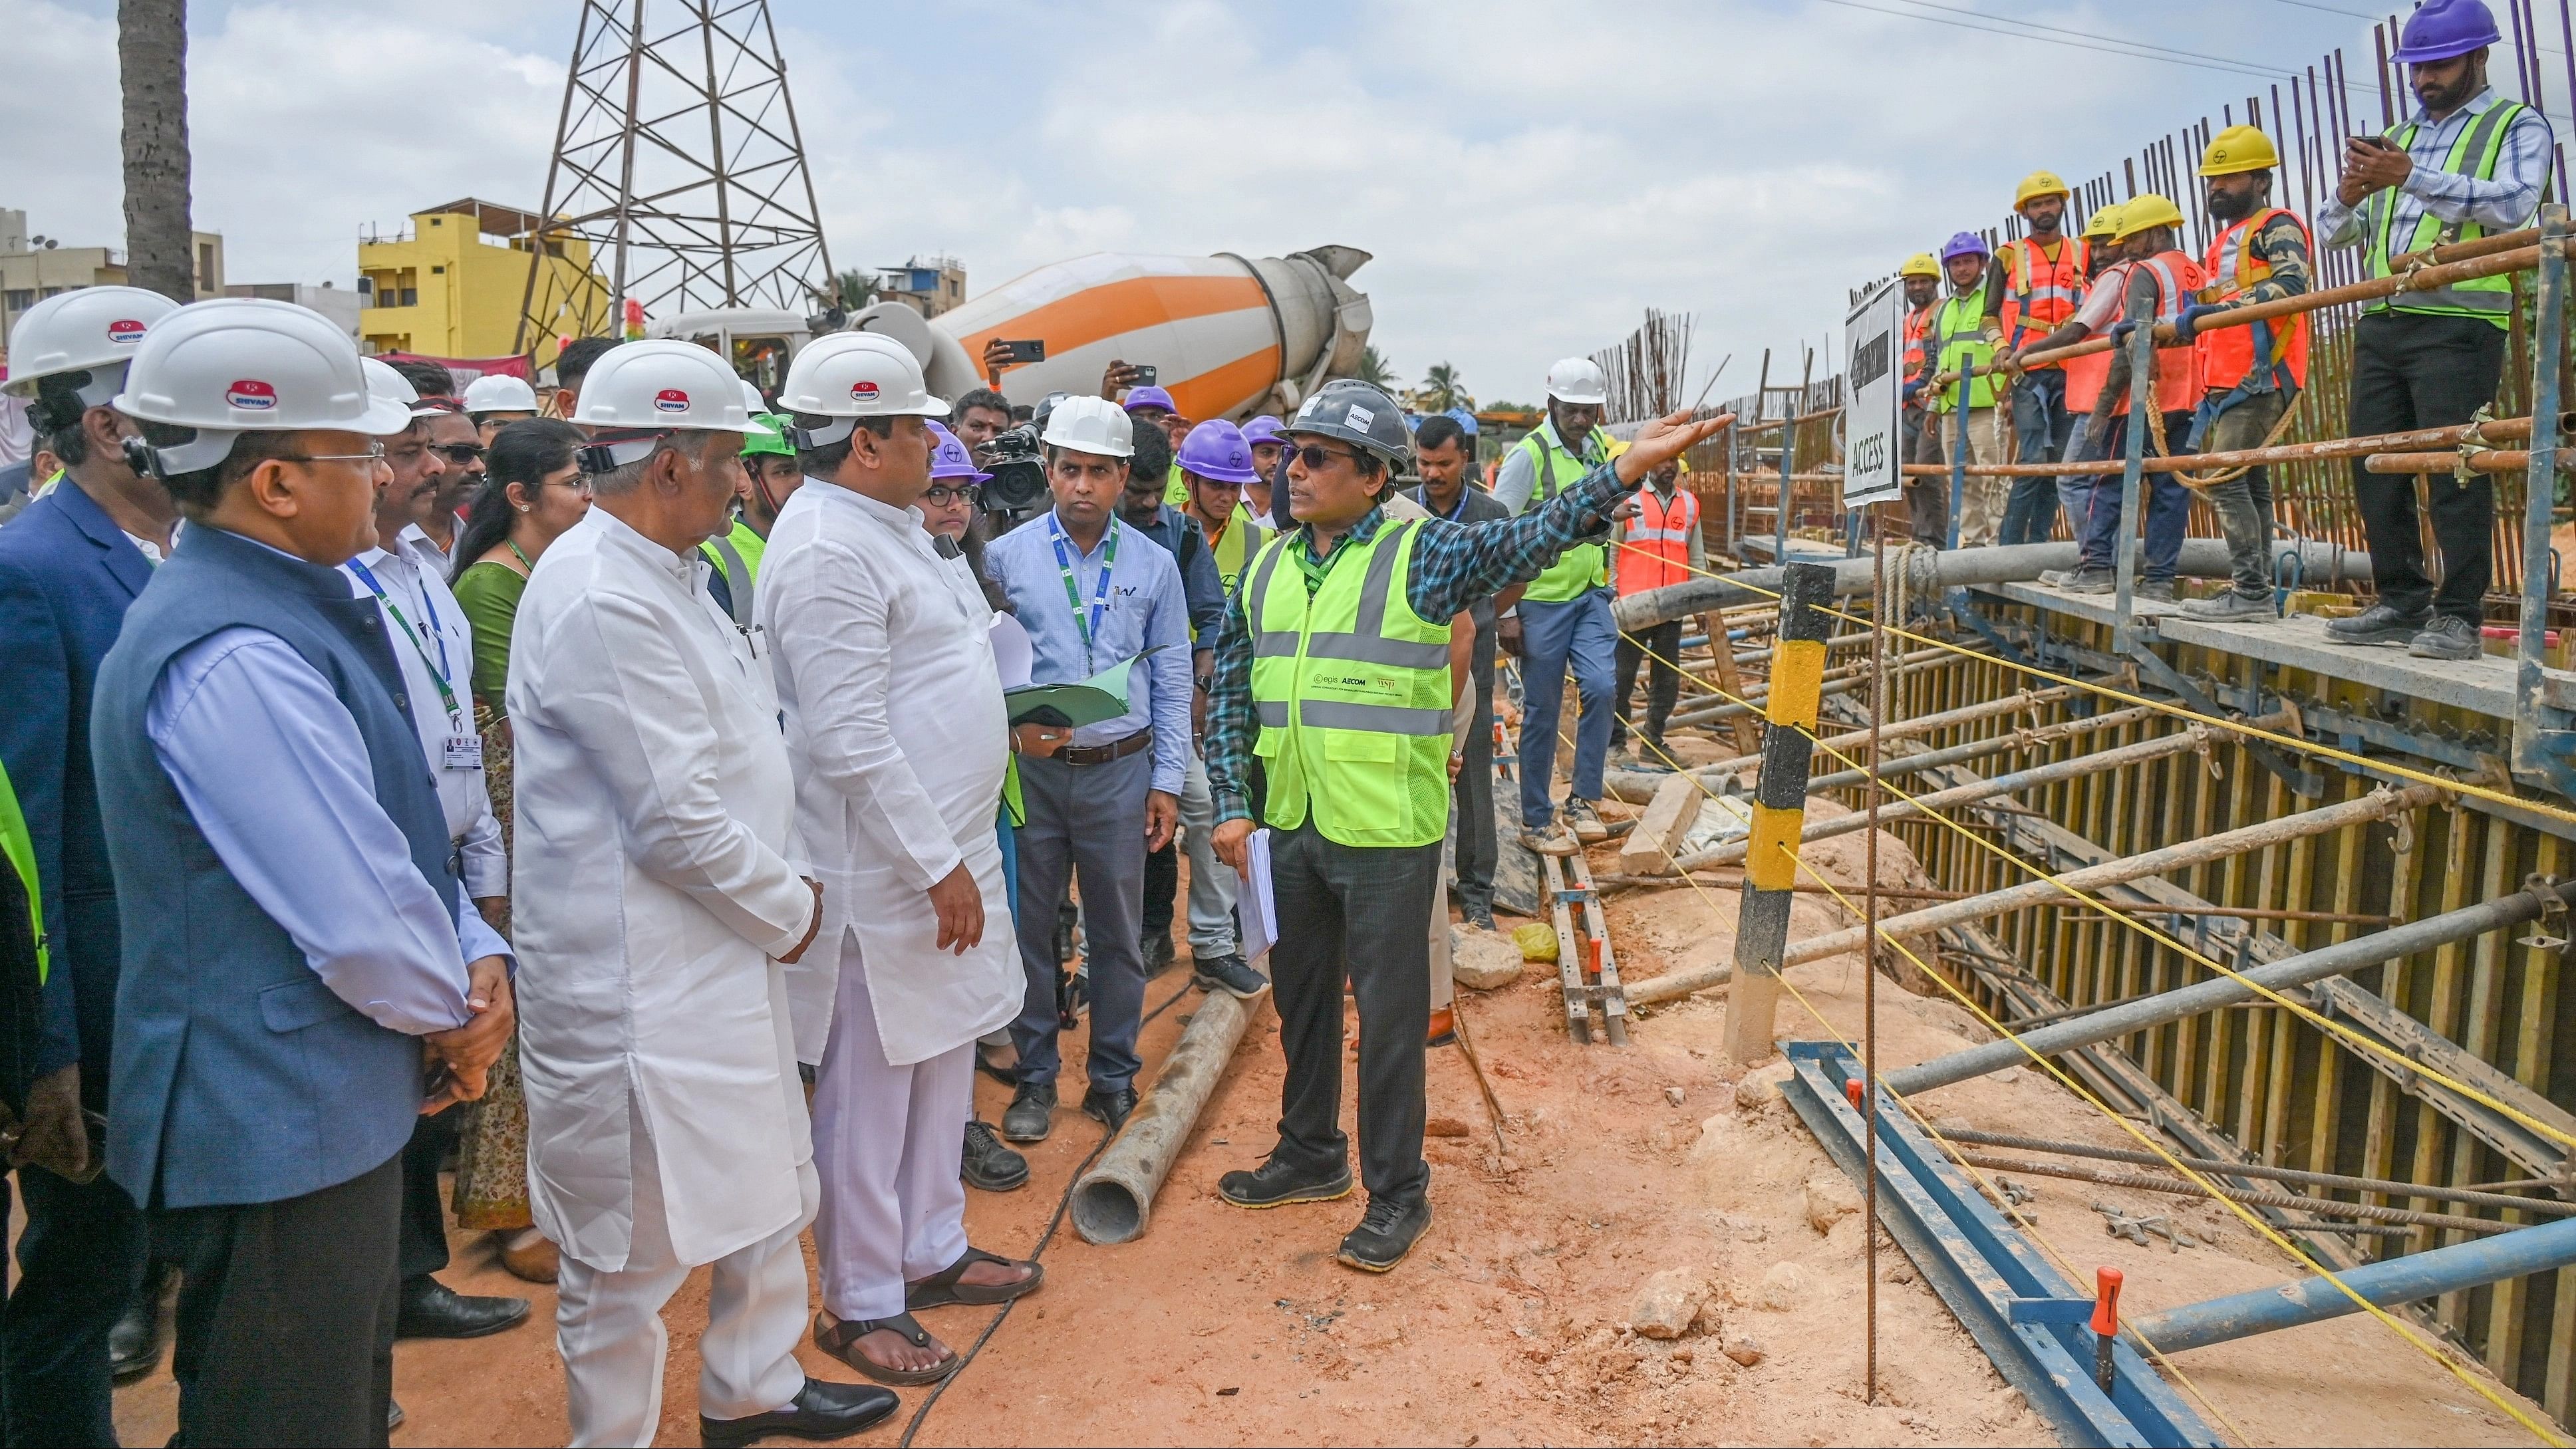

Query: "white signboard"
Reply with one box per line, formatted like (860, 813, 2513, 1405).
(1841, 278, 1905, 507)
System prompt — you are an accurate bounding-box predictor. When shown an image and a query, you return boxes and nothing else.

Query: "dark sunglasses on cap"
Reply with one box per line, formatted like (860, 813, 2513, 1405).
(432, 443, 487, 464)
(1292, 443, 1367, 469)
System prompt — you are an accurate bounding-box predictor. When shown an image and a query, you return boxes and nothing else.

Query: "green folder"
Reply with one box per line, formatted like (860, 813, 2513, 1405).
(1004, 648, 1161, 729)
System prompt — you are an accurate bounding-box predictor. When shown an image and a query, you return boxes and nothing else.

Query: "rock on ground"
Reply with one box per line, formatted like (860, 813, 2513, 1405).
(1803, 1174, 1861, 1234)
(1629, 1267, 1707, 1339)
(1453, 929, 1526, 989)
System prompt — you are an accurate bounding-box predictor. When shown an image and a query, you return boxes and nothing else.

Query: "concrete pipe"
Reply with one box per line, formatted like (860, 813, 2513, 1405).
(1070, 989, 1264, 1245)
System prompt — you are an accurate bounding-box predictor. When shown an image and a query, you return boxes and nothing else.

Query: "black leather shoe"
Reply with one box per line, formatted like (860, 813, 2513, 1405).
(1462, 902, 1499, 933)
(962, 1119, 1029, 1192)
(1002, 1081, 1056, 1142)
(109, 1261, 170, 1383)
(1192, 952, 1269, 1000)
(394, 1275, 530, 1340)
(700, 1377, 899, 1447)
(1218, 1154, 1353, 1209)
(1082, 1085, 1139, 1132)
(1338, 1194, 1433, 1273)
(2325, 600, 2430, 646)
(1141, 930, 1177, 977)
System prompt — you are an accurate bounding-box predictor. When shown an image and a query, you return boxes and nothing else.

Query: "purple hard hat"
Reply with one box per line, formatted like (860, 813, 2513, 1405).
(926, 420, 990, 483)
(1121, 384, 1178, 414)
(1241, 414, 1289, 448)
(1939, 230, 1991, 262)
(1177, 419, 1262, 485)
(2393, 0, 2502, 62)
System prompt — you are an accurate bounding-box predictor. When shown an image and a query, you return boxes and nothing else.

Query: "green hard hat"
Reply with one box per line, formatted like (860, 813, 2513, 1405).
(741, 411, 795, 458)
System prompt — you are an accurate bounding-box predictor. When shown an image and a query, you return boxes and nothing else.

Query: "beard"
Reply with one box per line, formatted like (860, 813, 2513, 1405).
(2206, 188, 2257, 223)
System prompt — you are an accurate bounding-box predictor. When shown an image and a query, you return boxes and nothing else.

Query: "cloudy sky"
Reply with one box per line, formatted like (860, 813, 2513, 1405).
(1, 0, 2556, 407)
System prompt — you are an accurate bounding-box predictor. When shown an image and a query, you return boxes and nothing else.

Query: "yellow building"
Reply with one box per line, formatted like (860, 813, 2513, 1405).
(358, 199, 609, 364)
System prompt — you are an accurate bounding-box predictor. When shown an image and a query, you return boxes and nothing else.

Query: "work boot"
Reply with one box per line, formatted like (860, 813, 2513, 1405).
(2182, 589, 2276, 622)
(1193, 952, 1268, 1000)
(109, 1261, 172, 1383)
(1565, 799, 1609, 845)
(1520, 821, 1578, 857)
(2135, 579, 2176, 603)
(1082, 1085, 1139, 1132)
(2037, 568, 2073, 588)
(2325, 601, 2429, 646)
(1462, 900, 1499, 932)
(1218, 1154, 1354, 1209)
(1002, 1081, 1056, 1142)
(962, 1119, 1029, 1192)
(1338, 1194, 1433, 1273)
(1141, 930, 1177, 978)
(2062, 567, 2116, 595)
(2408, 614, 2484, 661)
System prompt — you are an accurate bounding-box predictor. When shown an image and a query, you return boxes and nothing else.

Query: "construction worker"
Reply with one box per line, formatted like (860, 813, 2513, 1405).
(461, 373, 540, 444)
(2031, 196, 2206, 597)
(1993, 172, 2090, 547)
(702, 412, 801, 624)
(1493, 358, 1622, 856)
(1610, 456, 1703, 763)
(1203, 385, 1727, 1272)
(1896, 253, 1943, 545)
(1176, 419, 1272, 593)
(2319, 0, 2553, 660)
(1909, 232, 2009, 546)
(2174, 125, 2316, 623)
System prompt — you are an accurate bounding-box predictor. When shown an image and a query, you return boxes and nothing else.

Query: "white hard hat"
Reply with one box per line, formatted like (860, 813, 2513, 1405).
(1544, 357, 1608, 406)
(1040, 394, 1135, 458)
(116, 297, 411, 473)
(362, 357, 444, 424)
(571, 338, 760, 433)
(738, 377, 766, 414)
(776, 332, 947, 448)
(462, 372, 539, 414)
(3, 285, 183, 404)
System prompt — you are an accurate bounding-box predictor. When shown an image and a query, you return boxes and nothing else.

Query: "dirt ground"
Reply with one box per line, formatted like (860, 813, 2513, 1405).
(102, 815, 2559, 1447)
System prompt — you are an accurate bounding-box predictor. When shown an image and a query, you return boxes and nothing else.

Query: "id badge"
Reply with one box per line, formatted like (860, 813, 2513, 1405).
(443, 732, 484, 770)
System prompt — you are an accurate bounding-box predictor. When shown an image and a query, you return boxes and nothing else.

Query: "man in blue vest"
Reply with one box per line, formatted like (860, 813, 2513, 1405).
(92, 298, 516, 1446)
(2319, 0, 2553, 660)
(0, 285, 181, 1441)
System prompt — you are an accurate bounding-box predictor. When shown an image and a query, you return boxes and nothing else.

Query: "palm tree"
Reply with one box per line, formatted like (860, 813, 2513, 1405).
(1352, 344, 1395, 390)
(1420, 361, 1471, 412)
(120, 0, 194, 303)
(835, 269, 880, 309)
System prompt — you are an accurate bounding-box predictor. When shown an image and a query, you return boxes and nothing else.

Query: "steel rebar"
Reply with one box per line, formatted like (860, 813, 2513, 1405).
(1937, 1127, 2576, 1216)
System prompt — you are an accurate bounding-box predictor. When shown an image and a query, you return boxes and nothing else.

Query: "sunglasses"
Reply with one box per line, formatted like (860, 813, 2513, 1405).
(432, 443, 487, 464)
(922, 483, 980, 507)
(1292, 443, 1366, 470)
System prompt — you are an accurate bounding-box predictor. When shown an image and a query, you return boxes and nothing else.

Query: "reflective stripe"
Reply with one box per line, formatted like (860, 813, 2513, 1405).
(706, 534, 752, 625)
(1354, 519, 1413, 636)
(1254, 631, 1302, 658)
(1302, 632, 1452, 669)
(2366, 98, 2527, 323)
(1298, 700, 1450, 735)
(2402, 284, 2515, 313)
(1257, 700, 1290, 727)
(1243, 533, 1290, 636)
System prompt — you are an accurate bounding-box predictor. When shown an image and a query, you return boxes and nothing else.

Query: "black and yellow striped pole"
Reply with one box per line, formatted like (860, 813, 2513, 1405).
(1723, 560, 1835, 1067)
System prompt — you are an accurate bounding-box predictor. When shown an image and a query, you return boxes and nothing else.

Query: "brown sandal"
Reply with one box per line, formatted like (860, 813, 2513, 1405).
(905, 1246, 1044, 1311)
(811, 1310, 960, 1386)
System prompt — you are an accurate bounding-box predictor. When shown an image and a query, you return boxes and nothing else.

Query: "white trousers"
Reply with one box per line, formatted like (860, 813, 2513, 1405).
(554, 1126, 815, 1448)
(811, 929, 973, 1321)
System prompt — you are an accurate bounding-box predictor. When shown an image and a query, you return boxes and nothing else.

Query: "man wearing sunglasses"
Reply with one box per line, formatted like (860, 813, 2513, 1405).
(407, 407, 485, 565)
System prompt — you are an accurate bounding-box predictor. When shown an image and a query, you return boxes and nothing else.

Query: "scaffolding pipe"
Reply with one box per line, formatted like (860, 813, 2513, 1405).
(1070, 989, 1262, 1244)
(1890, 414, 2562, 477)
(1886, 868, 2576, 1097)
(2126, 1216, 2576, 1354)
(1666, 646, 1951, 726)
(1801, 707, 2156, 792)
(1935, 1127, 2576, 1216)
(1946, 1152, 2515, 1236)
(1602, 687, 2076, 805)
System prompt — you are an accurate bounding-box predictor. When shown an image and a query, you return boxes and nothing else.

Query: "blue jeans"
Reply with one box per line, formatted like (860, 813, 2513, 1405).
(2071, 410, 2195, 579)
(2001, 370, 2078, 545)
(1516, 591, 1617, 830)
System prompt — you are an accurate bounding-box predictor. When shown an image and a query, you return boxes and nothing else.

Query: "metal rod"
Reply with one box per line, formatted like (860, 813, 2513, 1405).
(1948, 1152, 2516, 1235)
(1896, 412, 2562, 477)
(1864, 513, 1886, 1407)
(2127, 1216, 2576, 1354)
(2361, 449, 2553, 474)
(1660, 688, 2075, 786)
(2520, 204, 2568, 783)
(1885, 870, 2576, 1096)
(2112, 320, 2152, 651)
(1937, 1128, 2576, 1216)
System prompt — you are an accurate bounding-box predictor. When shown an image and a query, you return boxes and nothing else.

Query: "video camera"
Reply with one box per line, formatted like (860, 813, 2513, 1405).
(976, 422, 1049, 514)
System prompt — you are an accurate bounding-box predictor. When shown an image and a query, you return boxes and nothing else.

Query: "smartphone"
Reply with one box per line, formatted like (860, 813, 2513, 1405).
(996, 338, 1046, 364)
(2351, 134, 2397, 152)
(1129, 364, 1159, 386)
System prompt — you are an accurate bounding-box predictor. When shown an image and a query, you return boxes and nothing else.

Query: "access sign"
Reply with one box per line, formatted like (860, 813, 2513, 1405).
(1841, 278, 1904, 507)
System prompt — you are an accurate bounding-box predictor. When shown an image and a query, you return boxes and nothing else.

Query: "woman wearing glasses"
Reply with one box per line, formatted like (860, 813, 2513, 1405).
(442, 418, 591, 1283)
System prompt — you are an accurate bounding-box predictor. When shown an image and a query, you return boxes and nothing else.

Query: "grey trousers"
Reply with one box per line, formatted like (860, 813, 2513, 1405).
(1011, 747, 1153, 1094)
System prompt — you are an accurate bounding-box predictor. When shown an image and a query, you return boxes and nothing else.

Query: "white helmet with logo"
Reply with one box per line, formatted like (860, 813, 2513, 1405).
(776, 331, 948, 448)
(1544, 356, 1608, 406)
(568, 338, 761, 471)
(1040, 394, 1135, 458)
(362, 357, 446, 425)
(4, 285, 184, 405)
(461, 372, 539, 415)
(115, 297, 411, 474)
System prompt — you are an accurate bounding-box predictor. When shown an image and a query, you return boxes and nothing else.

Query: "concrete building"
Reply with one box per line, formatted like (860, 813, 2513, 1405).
(878, 255, 966, 319)
(223, 281, 360, 340)
(0, 207, 227, 352)
(357, 198, 609, 364)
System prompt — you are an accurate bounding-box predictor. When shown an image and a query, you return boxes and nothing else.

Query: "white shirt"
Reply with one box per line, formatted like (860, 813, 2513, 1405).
(758, 479, 1020, 1067)
(507, 505, 818, 1271)
(343, 534, 506, 898)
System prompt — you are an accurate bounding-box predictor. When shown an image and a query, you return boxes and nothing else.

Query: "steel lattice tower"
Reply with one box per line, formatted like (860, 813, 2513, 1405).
(515, 0, 835, 356)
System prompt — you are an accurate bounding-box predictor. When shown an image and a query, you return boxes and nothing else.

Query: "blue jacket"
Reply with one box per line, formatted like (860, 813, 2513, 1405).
(0, 481, 156, 1104)
(92, 525, 460, 1208)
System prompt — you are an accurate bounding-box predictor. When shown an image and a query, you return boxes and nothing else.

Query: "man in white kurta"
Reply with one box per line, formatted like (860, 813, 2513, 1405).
(506, 341, 887, 1448)
(760, 334, 1035, 1384)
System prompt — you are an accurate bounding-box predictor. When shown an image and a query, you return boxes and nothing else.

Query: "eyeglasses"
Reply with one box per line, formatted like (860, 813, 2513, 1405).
(280, 442, 388, 466)
(922, 483, 980, 507)
(1292, 443, 1366, 470)
(431, 443, 486, 464)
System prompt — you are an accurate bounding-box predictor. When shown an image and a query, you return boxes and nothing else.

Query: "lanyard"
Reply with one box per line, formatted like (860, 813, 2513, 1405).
(1431, 488, 1469, 523)
(1046, 514, 1119, 672)
(346, 557, 464, 730)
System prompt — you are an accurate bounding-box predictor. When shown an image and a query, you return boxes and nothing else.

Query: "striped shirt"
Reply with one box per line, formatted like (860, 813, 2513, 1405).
(2319, 86, 2553, 255)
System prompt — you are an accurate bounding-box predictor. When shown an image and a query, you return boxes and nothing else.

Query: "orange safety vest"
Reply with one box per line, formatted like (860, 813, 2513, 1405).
(1616, 486, 1700, 598)
(2111, 250, 2206, 418)
(2196, 207, 2312, 393)
(1997, 235, 2090, 362)
(2063, 261, 2129, 414)
(1902, 303, 1933, 382)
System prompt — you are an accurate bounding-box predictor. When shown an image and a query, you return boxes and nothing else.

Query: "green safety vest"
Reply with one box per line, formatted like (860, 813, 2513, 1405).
(1003, 756, 1024, 828)
(2365, 96, 2529, 328)
(700, 517, 766, 624)
(1244, 519, 1453, 849)
(1207, 505, 1271, 594)
(0, 759, 44, 986)
(1514, 422, 1611, 602)
(1162, 461, 1191, 507)
(1930, 284, 1996, 412)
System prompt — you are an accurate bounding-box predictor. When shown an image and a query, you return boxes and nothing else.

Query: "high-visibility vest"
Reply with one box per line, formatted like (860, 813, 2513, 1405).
(2197, 208, 2313, 392)
(2062, 261, 2131, 413)
(1902, 304, 1933, 382)
(1514, 423, 1610, 602)
(2112, 251, 2208, 417)
(1997, 235, 2090, 362)
(2364, 96, 2529, 328)
(700, 516, 765, 624)
(0, 757, 43, 987)
(1243, 519, 1453, 849)
(1205, 504, 1272, 593)
(1930, 284, 1996, 413)
(1616, 487, 1699, 598)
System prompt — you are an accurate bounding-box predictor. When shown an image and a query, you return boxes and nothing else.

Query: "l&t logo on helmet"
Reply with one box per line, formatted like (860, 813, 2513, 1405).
(108, 319, 148, 344)
(653, 388, 690, 413)
(225, 379, 277, 410)
(851, 380, 881, 402)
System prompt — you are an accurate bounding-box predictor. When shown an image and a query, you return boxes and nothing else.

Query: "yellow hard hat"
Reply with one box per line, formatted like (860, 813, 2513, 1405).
(1899, 252, 1940, 279)
(2111, 193, 2184, 241)
(2014, 170, 2073, 211)
(2200, 124, 2281, 176)
(2082, 203, 2125, 239)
